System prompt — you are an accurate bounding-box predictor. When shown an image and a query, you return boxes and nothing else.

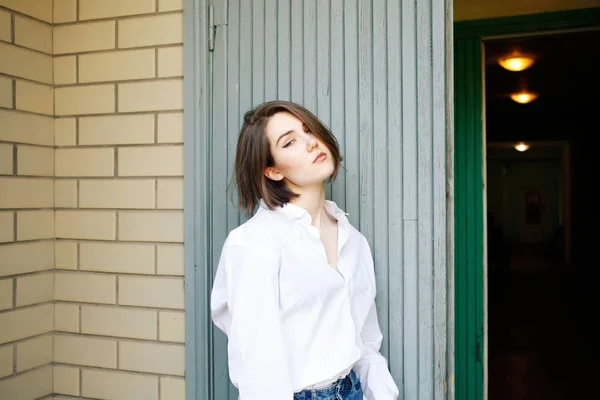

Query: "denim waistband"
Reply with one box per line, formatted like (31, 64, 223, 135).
(294, 370, 362, 400)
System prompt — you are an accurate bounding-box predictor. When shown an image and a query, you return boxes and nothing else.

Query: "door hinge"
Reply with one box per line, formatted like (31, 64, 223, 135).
(208, 5, 215, 52)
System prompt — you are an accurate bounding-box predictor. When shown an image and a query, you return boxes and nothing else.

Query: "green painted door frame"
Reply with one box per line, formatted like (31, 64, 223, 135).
(453, 7, 600, 400)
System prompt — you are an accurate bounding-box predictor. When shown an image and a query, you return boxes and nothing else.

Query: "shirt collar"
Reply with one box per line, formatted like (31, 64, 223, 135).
(260, 199, 349, 223)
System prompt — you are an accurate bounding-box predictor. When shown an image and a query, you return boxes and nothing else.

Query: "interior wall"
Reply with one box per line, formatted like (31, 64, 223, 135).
(454, 0, 600, 21)
(0, 1, 55, 398)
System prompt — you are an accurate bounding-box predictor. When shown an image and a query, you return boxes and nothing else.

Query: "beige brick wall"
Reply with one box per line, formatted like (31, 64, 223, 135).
(0, 2, 55, 399)
(52, 1, 185, 399)
(1, 0, 185, 398)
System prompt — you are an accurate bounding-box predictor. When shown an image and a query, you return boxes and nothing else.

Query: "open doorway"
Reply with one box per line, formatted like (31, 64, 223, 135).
(483, 29, 599, 399)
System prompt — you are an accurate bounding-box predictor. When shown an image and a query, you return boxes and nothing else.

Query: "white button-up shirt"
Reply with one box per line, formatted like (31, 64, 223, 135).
(210, 200, 399, 399)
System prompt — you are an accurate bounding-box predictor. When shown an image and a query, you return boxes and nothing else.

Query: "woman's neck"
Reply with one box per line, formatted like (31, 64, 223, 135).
(288, 184, 328, 228)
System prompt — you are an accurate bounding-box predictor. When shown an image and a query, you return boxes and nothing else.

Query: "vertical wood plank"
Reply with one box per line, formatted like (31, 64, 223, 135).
(401, 0, 419, 397)
(303, 0, 317, 112)
(386, 0, 404, 387)
(264, 0, 278, 101)
(227, 0, 241, 236)
(344, 0, 360, 227)
(432, 0, 449, 397)
(277, 0, 291, 100)
(330, 0, 346, 210)
(416, 0, 434, 398)
(252, 0, 265, 105)
(291, 0, 303, 104)
(372, 0, 390, 360)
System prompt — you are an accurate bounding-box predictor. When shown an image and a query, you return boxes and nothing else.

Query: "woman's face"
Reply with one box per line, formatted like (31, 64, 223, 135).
(264, 112, 334, 189)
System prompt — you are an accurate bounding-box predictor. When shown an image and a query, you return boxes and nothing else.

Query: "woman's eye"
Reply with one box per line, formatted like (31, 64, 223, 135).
(283, 140, 294, 148)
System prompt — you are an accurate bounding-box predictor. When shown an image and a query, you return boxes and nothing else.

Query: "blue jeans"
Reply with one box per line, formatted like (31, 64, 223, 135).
(293, 370, 363, 400)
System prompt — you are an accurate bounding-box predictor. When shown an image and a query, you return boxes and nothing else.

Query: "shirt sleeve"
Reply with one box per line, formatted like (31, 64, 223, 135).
(353, 300, 400, 400)
(353, 237, 399, 400)
(211, 243, 294, 400)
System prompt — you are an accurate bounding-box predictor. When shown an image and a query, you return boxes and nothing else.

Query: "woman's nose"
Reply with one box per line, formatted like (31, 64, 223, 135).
(307, 137, 318, 151)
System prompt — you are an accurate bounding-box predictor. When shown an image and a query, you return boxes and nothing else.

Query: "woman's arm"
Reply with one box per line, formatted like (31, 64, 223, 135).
(211, 243, 293, 400)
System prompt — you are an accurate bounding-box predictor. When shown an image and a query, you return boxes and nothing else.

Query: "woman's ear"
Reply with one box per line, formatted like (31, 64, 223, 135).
(264, 167, 284, 181)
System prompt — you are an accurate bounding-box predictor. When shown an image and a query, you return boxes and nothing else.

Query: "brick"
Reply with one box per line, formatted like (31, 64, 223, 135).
(0, 278, 12, 310)
(119, 14, 183, 48)
(0, 212, 14, 243)
(54, 118, 76, 146)
(159, 311, 184, 342)
(157, 244, 183, 275)
(118, 146, 183, 176)
(55, 272, 116, 304)
(53, 56, 77, 85)
(0, 144, 13, 175)
(54, 303, 79, 333)
(15, 80, 53, 116)
(160, 377, 185, 400)
(54, 21, 115, 54)
(0, 109, 54, 146)
(0, 304, 53, 344)
(118, 80, 183, 112)
(56, 210, 116, 240)
(0, 10, 11, 42)
(80, 242, 154, 274)
(0, 345, 12, 378)
(55, 180, 77, 208)
(0, 178, 53, 208)
(79, 49, 155, 83)
(159, 0, 183, 12)
(53, 0, 77, 23)
(14, 15, 52, 54)
(79, 114, 154, 145)
(119, 341, 184, 375)
(16, 145, 54, 176)
(0, 241, 54, 278)
(80, 0, 155, 20)
(0, 42, 53, 84)
(16, 334, 52, 372)
(54, 334, 117, 368)
(0, 0, 53, 22)
(118, 211, 183, 242)
(0, 365, 52, 400)
(157, 178, 183, 209)
(53, 365, 80, 396)
(79, 179, 155, 209)
(16, 272, 53, 306)
(55, 148, 114, 177)
(81, 305, 157, 340)
(16, 210, 54, 241)
(158, 46, 183, 77)
(0, 76, 12, 108)
(55, 84, 115, 116)
(157, 112, 183, 143)
(119, 276, 184, 309)
(82, 369, 158, 400)
(55, 241, 77, 270)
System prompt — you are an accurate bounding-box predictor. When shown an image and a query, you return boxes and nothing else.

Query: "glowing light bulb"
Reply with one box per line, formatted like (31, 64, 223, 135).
(510, 92, 538, 104)
(498, 56, 535, 72)
(514, 142, 530, 152)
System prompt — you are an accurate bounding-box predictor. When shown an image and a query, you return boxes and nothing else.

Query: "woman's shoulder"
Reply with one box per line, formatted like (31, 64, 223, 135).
(223, 207, 289, 251)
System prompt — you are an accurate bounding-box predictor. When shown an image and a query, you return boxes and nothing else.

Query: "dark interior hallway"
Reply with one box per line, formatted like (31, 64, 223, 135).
(488, 244, 575, 399)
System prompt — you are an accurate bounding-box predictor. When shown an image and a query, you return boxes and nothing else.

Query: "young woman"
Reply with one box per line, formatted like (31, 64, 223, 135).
(211, 101, 399, 400)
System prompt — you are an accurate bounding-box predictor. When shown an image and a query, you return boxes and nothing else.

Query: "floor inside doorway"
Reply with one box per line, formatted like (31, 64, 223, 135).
(487, 244, 591, 400)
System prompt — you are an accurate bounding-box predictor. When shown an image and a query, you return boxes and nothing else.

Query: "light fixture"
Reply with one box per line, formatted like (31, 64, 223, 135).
(498, 55, 535, 72)
(514, 142, 530, 152)
(510, 91, 539, 104)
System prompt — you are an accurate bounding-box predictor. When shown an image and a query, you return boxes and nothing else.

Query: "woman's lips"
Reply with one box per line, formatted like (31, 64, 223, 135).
(313, 152, 327, 163)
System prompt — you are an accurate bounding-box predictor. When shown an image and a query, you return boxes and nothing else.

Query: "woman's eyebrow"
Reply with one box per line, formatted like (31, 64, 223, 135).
(276, 130, 294, 146)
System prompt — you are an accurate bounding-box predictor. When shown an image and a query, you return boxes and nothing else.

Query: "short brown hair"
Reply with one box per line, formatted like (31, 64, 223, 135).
(233, 101, 342, 214)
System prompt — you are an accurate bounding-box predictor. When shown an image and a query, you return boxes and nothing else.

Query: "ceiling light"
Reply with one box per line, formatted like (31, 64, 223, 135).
(510, 91, 539, 104)
(514, 142, 530, 152)
(498, 55, 535, 72)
